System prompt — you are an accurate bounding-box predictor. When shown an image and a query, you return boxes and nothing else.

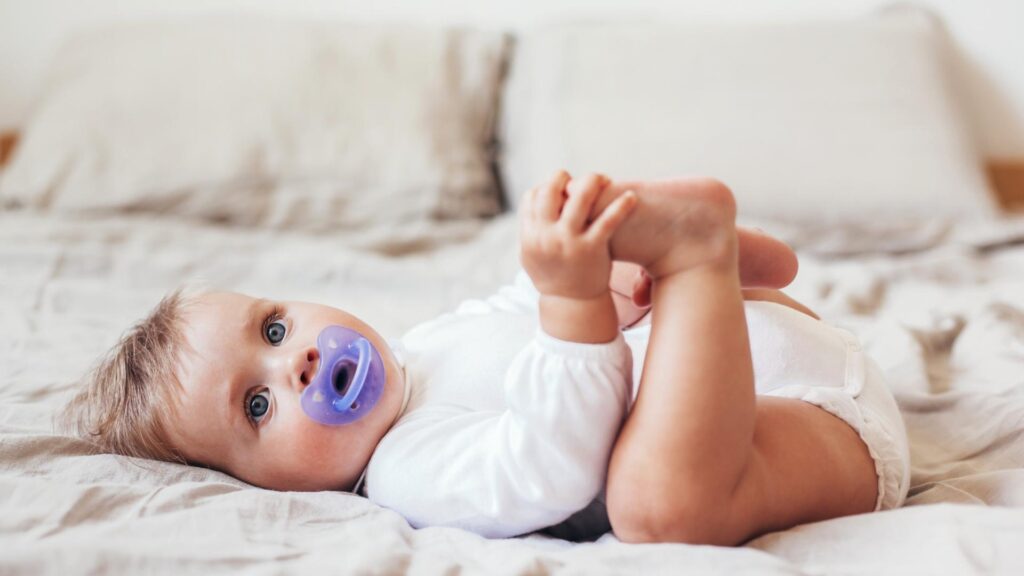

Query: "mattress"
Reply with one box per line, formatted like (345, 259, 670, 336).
(2, 210, 1024, 575)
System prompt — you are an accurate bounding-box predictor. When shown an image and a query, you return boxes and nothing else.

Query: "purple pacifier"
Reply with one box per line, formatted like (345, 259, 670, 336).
(301, 325, 386, 426)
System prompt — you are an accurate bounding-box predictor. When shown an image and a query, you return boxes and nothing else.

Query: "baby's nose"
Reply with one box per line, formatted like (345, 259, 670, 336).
(296, 347, 319, 389)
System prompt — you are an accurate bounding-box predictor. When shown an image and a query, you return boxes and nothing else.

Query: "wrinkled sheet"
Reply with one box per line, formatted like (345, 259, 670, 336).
(2, 210, 1024, 575)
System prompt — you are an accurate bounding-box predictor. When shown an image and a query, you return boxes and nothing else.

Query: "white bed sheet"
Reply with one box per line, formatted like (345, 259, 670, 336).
(2, 211, 1024, 575)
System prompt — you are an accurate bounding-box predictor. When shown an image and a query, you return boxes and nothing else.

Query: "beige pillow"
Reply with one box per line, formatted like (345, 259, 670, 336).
(499, 9, 998, 222)
(0, 17, 508, 231)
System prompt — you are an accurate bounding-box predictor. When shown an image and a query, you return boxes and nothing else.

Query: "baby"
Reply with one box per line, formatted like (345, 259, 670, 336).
(63, 172, 911, 545)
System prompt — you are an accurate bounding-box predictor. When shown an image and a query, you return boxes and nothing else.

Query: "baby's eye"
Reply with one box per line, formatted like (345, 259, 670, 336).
(246, 390, 271, 424)
(265, 318, 287, 345)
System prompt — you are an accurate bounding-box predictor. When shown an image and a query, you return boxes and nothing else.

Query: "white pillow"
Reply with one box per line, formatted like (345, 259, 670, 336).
(0, 17, 508, 231)
(499, 9, 998, 222)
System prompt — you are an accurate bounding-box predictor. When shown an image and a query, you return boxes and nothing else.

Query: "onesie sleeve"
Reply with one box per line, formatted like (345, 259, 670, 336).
(364, 330, 632, 539)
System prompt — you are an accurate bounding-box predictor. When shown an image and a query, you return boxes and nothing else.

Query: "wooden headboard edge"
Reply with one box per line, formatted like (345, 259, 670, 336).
(987, 158, 1024, 212)
(0, 129, 17, 168)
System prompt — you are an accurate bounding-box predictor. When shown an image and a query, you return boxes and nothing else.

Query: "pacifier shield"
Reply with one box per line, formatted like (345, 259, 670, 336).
(300, 325, 386, 426)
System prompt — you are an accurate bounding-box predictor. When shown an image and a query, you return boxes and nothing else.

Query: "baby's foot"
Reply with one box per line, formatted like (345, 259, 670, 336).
(572, 175, 738, 279)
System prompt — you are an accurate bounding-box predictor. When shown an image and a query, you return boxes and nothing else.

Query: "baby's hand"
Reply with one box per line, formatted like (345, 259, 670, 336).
(519, 171, 637, 300)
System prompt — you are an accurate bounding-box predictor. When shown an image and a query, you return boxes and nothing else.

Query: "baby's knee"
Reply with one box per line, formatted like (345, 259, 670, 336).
(607, 477, 738, 545)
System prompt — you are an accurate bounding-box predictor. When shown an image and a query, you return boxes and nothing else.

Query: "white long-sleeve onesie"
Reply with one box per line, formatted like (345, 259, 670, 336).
(364, 270, 911, 541)
(364, 270, 632, 539)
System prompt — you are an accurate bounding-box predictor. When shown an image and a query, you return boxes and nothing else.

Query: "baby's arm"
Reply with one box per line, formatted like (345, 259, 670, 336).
(519, 171, 637, 344)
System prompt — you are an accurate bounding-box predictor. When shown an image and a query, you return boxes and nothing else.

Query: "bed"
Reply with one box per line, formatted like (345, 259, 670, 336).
(2, 10, 1024, 575)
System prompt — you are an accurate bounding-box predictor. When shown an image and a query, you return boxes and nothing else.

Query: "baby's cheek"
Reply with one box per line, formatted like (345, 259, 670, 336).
(282, 421, 342, 463)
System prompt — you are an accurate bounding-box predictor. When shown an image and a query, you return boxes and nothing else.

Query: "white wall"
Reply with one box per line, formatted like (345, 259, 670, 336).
(0, 0, 1021, 157)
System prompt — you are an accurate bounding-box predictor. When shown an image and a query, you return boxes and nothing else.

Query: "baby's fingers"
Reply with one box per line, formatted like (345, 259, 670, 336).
(585, 190, 637, 242)
(536, 171, 571, 222)
(562, 173, 609, 231)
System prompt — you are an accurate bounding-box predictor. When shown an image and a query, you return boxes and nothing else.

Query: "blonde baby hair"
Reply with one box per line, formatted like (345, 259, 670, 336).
(60, 283, 209, 464)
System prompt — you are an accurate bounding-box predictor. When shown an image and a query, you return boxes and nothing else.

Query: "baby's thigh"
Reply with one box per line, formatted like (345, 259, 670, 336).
(732, 395, 881, 538)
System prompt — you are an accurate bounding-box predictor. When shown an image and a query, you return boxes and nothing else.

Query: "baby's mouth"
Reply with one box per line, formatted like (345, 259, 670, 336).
(333, 360, 357, 406)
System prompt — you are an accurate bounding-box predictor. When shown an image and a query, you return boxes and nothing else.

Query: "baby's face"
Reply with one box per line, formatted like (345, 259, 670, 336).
(168, 291, 405, 492)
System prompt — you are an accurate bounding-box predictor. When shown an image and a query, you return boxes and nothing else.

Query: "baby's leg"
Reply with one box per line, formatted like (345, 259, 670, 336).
(590, 176, 877, 545)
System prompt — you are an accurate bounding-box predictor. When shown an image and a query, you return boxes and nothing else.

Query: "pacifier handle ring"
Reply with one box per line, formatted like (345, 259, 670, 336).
(332, 338, 372, 412)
